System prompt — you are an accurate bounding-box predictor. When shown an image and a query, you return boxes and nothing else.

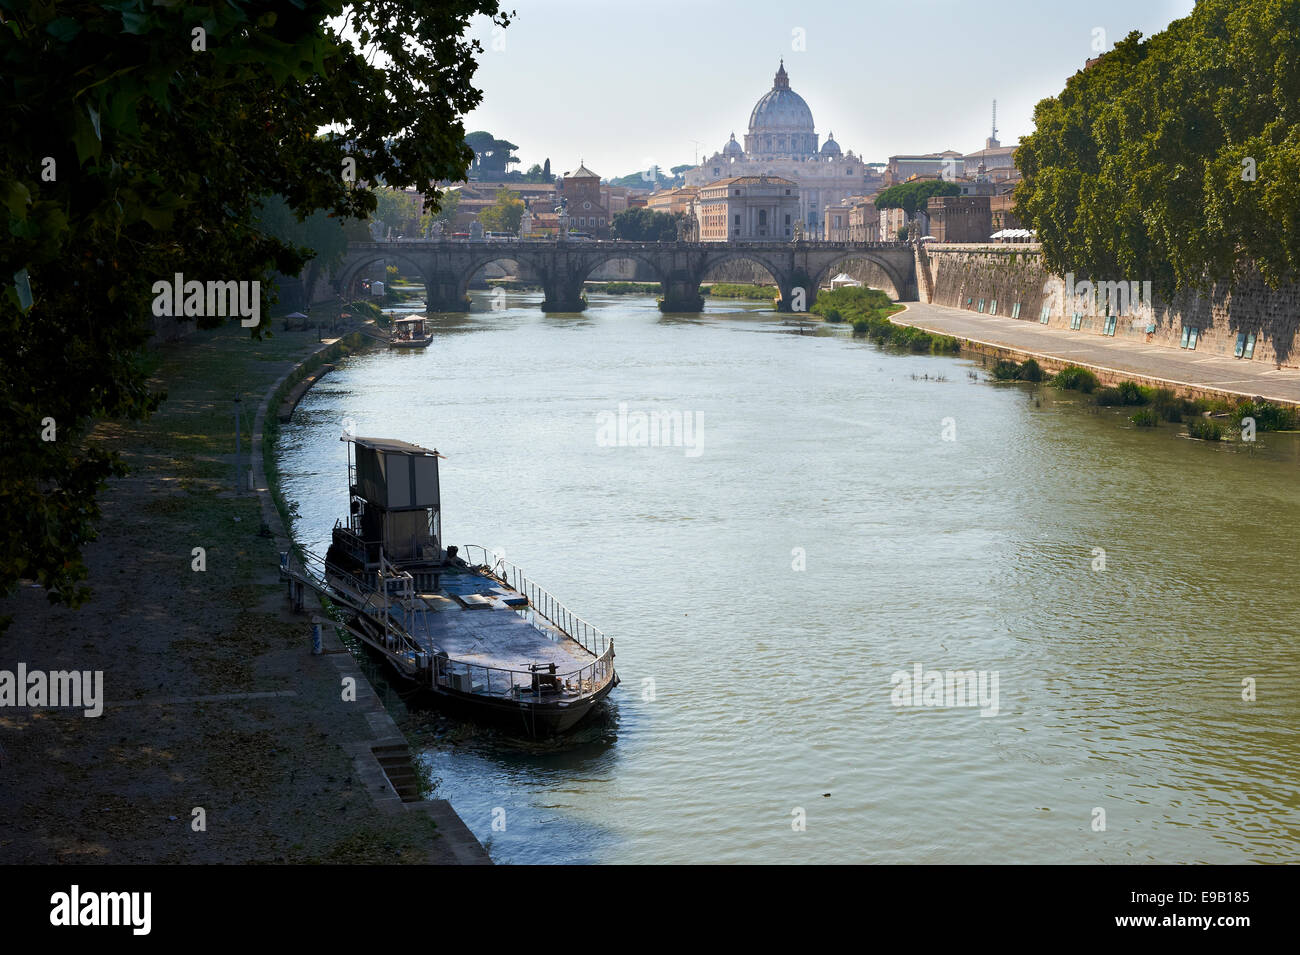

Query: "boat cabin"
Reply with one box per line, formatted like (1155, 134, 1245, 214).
(335, 436, 443, 574)
(391, 316, 430, 344)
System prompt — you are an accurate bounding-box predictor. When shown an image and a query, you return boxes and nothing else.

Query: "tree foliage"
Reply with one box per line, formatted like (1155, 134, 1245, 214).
(372, 187, 424, 236)
(611, 208, 682, 242)
(421, 189, 461, 233)
(478, 187, 524, 233)
(465, 130, 519, 175)
(1014, 0, 1300, 293)
(874, 179, 960, 217)
(0, 0, 506, 624)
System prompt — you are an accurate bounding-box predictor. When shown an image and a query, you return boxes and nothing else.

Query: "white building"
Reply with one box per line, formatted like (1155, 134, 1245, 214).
(696, 175, 800, 242)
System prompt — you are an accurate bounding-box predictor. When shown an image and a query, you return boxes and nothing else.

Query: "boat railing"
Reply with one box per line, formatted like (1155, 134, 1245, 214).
(433, 642, 617, 703)
(291, 548, 428, 663)
(458, 544, 609, 658)
(332, 520, 369, 565)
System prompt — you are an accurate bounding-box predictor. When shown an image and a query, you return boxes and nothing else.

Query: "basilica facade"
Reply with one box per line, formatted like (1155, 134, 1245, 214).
(683, 61, 882, 236)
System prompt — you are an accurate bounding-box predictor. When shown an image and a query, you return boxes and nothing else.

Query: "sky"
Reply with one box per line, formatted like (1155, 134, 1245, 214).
(460, 0, 1196, 179)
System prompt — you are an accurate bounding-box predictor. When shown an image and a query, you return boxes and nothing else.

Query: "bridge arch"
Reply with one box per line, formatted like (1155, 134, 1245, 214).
(810, 252, 909, 302)
(333, 250, 433, 302)
(696, 249, 799, 310)
(572, 248, 672, 288)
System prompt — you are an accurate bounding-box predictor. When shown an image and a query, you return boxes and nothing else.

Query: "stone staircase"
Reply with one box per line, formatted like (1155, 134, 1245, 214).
(372, 742, 422, 802)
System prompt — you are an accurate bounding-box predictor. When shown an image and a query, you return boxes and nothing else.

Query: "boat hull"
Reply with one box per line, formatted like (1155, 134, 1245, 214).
(344, 608, 616, 737)
(424, 677, 618, 736)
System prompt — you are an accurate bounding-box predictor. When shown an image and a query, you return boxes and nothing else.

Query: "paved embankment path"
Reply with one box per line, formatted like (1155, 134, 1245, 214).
(895, 302, 1300, 405)
(0, 321, 487, 864)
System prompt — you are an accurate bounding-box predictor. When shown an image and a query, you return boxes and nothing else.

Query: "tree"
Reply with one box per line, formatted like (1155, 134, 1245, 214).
(543, 158, 551, 179)
(465, 131, 519, 176)
(0, 0, 509, 627)
(478, 187, 524, 233)
(611, 208, 680, 241)
(1014, 0, 1300, 294)
(372, 187, 424, 235)
(421, 189, 461, 233)
(875, 179, 960, 218)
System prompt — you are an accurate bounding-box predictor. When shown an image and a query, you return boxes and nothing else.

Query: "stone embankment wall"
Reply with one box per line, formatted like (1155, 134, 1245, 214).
(924, 245, 1300, 369)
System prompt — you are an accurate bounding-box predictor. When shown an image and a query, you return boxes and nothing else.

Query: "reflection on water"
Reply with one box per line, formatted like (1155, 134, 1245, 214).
(277, 289, 1300, 864)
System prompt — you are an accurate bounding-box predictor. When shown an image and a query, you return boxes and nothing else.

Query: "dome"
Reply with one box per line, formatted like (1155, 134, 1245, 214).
(744, 60, 818, 159)
(722, 132, 744, 158)
(748, 61, 815, 133)
(820, 132, 841, 156)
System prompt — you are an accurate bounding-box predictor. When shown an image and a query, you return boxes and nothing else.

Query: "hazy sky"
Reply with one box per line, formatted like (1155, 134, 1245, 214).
(461, 0, 1195, 178)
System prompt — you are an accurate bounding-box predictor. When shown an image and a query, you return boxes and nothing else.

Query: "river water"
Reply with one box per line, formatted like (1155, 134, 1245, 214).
(275, 290, 1300, 864)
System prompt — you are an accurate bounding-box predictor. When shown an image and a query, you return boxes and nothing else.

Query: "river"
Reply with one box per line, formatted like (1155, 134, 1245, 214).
(275, 289, 1300, 864)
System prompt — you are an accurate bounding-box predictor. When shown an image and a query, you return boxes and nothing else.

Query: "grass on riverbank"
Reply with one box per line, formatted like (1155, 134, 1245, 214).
(588, 281, 661, 294)
(0, 322, 465, 863)
(812, 287, 960, 354)
(987, 358, 1299, 439)
(705, 283, 776, 301)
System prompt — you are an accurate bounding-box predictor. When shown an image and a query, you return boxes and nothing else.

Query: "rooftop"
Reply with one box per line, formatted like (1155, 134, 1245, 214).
(348, 436, 442, 457)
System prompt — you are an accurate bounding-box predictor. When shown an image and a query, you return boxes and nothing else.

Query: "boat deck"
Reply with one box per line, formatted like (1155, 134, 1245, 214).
(387, 570, 596, 698)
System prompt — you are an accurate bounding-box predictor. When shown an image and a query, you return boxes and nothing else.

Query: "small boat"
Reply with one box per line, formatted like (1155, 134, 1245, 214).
(285, 436, 617, 736)
(389, 316, 432, 348)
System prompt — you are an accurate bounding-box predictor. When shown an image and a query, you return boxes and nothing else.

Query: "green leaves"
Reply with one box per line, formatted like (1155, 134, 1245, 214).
(1018, 1, 1300, 294)
(1, 178, 31, 218)
(0, 0, 505, 624)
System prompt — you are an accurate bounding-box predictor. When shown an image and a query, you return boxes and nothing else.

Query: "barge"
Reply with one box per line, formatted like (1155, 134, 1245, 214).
(388, 316, 433, 348)
(285, 436, 617, 736)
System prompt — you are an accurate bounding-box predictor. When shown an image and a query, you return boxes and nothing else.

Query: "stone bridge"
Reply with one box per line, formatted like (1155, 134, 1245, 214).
(330, 239, 919, 312)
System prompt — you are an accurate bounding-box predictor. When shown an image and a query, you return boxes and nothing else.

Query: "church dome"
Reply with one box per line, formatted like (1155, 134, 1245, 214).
(744, 60, 818, 158)
(748, 60, 815, 133)
(820, 132, 841, 156)
(722, 132, 744, 158)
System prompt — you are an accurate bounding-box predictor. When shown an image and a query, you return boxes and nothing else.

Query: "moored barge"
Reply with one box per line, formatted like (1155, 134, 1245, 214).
(285, 436, 617, 736)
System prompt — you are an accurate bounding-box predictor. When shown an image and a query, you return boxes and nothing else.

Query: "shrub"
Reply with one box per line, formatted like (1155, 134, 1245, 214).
(991, 359, 1021, 380)
(1017, 358, 1045, 382)
(1187, 418, 1224, 441)
(1152, 388, 1184, 422)
(1237, 399, 1298, 432)
(1119, 381, 1150, 405)
(823, 308, 844, 323)
(1053, 365, 1100, 393)
(1130, 408, 1159, 427)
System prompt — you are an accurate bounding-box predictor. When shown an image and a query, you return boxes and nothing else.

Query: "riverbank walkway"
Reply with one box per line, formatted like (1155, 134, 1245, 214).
(0, 321, 488, 864)
(894, 302, 1300, 406)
